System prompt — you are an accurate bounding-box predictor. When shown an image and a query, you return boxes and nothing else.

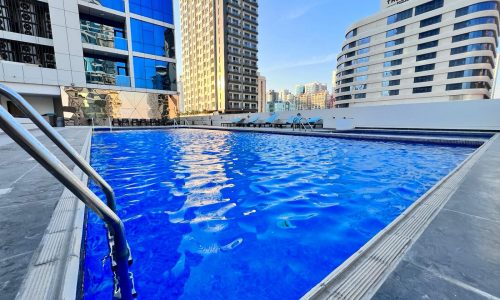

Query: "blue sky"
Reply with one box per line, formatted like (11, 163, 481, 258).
(173, 0, 381, 92)
(173, 1, 500, 96)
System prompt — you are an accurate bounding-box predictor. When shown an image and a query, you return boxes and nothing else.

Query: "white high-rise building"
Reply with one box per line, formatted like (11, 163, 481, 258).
(335, 0, 500, 107)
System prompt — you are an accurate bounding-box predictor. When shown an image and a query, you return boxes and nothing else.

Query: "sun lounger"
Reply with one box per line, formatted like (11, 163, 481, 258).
(306, 117, 323, 128)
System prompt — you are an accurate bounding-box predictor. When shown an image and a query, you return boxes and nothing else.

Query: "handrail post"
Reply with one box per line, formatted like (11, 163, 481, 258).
(0, 84, 117, 212)
(0, 105, 134, 299)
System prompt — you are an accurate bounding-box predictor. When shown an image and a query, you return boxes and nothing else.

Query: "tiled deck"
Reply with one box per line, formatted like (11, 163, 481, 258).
(0, 128, 90, 300)
(373, 134, 500, 299)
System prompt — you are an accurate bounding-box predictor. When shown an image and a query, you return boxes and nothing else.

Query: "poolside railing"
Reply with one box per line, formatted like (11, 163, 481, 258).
(0, 84, 135, 299)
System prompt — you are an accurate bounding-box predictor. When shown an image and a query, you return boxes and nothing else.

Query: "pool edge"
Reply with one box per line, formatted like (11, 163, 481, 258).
(301, 133, 499, 300)
(15, 129, 91, 300)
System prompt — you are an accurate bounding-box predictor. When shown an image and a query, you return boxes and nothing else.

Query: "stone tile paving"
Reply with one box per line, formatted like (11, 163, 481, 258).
(0, 128, 89, 300)
(374, 135, 500, 299)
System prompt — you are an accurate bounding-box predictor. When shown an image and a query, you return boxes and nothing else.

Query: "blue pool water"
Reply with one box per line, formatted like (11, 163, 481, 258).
(83, 129, 475, 299)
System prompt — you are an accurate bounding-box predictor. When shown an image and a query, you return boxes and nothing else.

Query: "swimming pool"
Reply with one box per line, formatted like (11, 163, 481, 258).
(83, 129, 475, 299)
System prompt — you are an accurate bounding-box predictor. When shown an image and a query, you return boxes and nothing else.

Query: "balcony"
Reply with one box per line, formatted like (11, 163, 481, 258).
(79, 0, 125, 12)
(86, 72, 131, 87)
(81, 29, 128, 51)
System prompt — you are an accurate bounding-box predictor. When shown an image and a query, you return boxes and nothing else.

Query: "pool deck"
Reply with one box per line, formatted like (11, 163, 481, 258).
(373, 134, 500, 299)
(0, 126, 499, 299)
(0, 128, 90, 300)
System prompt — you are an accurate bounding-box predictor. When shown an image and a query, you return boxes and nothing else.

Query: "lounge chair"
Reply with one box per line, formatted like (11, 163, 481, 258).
(263, 114, 279, 127)
(121, 119, 130, 126)
(306, 117, 323, 128)
(112, 118, 121, 126)
(283, 115, 300, 128)
(222, 117, 242, 127)
(243, 116, 259, 127)
(246, 115, 263, 127)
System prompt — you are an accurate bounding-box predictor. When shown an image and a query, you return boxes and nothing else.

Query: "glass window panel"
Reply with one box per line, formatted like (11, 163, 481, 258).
(133, 56, 177, 91)
(131, 19, 175, 58)
(129, 0, 174, 23)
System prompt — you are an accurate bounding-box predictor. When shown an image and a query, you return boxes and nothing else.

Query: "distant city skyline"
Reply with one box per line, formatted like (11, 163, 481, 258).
(174, 0, 500, 98)
(174, 0, 381, 92)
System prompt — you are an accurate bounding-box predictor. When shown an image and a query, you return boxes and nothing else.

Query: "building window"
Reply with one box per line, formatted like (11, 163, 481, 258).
(382, 90, 399, 96)
(133, 56, 176, 90)
(357, 47, 369, 55)
(354, 93, 366, 99)
(416, 52, 437, 61)
(415, 0, 444, 16)
(355, 57, 369, 64)
(452, 30, 496, 43)
(454, 17, 498, 31)
(446, 82, 491, 90)
(129, 0, 173, 23)
(131, 19, 175, 58)
(419, 28, 440, 39)
(0, 0, 53, 38)
(0, 38, 56, 68)
(355, 66, 369, 73)
(354, 75, 368, 81)
(420, 15, 442, 27)
(383, 59, 402, 67)
(449, 56, 494, 67)
(357, 37, 371, 45)
(383, 69, 401, 77)
(84, 55, 129, 86)
(450, 43, 495, 55)
(346, 28, 357, 39)
(353, 84, 367, 91)
(384, 48, 403, 58)
(456, 1, 498, 18)
(387, 8, 413, 25)
(448, 69, 492, 79)
(337, 95, 352, 101)
(386, 26, 405, 38)
(415, 63, 435, 72)
(414, 75, 434, 83)
(386, 38, 404, 47)
(417, 40, 439, 50)
(413, 86, 432, 93)
(382, 79, 400, 87)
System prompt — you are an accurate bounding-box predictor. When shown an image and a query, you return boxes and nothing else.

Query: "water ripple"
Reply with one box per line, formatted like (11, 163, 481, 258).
(84, 129, 475, 300)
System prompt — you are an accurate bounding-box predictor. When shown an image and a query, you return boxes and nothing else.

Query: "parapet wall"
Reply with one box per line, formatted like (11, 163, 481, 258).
(181, 100, 500, 131)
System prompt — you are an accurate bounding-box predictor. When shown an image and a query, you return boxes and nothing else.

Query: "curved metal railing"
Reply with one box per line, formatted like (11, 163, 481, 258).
(0, 84, 118, 211)
(0, 85, 134, 299)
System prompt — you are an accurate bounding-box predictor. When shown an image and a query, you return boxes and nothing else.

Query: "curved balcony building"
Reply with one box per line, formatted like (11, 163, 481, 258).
(334, 0, 500, 107)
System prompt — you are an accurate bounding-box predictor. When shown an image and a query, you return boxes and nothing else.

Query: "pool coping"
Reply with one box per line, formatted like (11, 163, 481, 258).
(170, 125, 487, 147)
(15, 129, 90, 300)
(301, 133, 499, 300)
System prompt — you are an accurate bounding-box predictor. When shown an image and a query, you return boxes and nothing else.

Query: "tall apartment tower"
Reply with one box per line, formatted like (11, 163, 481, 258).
(180, 0, 259, 114)
(334, 0, 500, 108)
(0, 0, 177, 124)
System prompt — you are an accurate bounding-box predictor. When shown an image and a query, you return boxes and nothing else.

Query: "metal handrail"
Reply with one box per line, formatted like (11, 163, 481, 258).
(300, 118, 314, 131)
(0, 103, 133, 299)
(0, 84, 117, 212)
